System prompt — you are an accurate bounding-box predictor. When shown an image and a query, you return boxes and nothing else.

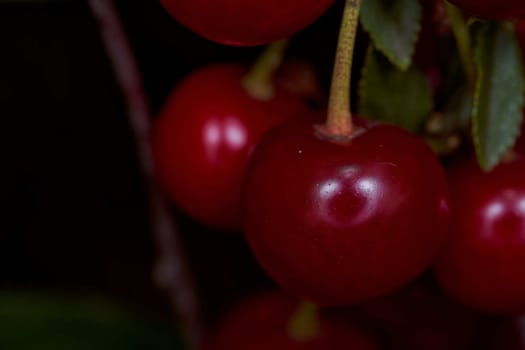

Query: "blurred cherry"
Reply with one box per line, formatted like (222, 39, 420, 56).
(448, 0, 525, 20)
(152, 64, 310, 231)
(159, 0, 335, 46)
(204, 291, 380, 350)
(435, 154, 525, 313)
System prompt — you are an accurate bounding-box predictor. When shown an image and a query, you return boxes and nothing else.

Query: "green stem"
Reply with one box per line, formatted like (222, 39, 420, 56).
(242, 39, 289, 101)
(445, 1, 476, 90)
(321, 0, 362, 138)
(287, 302, 320, 342)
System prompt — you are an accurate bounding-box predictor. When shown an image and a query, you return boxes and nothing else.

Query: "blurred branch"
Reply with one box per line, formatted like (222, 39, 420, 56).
(87, 0, 202, 347)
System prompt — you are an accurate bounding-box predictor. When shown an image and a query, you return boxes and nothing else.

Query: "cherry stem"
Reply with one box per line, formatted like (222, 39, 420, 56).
(242, 39, 289, 101)
(287, 302, 321, 342)
(87, 0, 202, 347)
(445, 1, 476, 90)
(322, 0, 361, 138)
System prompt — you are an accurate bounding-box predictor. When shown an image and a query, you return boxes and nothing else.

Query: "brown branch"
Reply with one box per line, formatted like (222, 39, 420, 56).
(87, 0, 202, 346)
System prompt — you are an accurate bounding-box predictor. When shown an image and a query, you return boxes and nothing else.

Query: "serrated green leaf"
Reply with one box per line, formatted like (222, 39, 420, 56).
(360, 0, 421, 70)
(358, 47, 433, 131)
(473, 22, 525, 171)
(0, 292, 185, 350)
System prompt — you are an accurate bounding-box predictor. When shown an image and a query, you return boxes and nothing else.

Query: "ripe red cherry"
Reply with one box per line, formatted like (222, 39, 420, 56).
(448, 0, 525, 20)
(434, 155, 525, 313)
(243, 118, 450, 306)
(203, 292, 380, 350)
(152, 64, 308, 231)
(160, 0, 335, 46)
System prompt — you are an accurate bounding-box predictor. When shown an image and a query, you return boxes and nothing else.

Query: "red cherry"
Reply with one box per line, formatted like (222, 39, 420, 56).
(159, 0, 335, 46)
(204, 292, 380, 350)
(447, 0, 525, 20)
(152, 64, 308, 231)
(434, 155, 525, 313)
(243, 118, 450, 306)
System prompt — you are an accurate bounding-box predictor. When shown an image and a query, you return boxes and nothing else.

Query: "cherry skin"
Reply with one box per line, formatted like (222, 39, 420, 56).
(152, 64, 309, 231)
(448, 0, 525, 20)
(434, 154, 525, 313)
(160, 0, 335, 46)
(203, 291, 380, 350)
(243, 118, 450, 306)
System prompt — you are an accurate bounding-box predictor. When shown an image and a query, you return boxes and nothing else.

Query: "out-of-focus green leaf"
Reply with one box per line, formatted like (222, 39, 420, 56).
(358, 47, 433, 131)
(0, 292, 186, 350)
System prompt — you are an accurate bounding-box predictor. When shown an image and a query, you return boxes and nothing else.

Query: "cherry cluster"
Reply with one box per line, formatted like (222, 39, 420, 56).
(153, 0, 525, 348)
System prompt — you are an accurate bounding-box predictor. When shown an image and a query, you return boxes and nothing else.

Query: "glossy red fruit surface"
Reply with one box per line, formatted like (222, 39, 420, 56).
(243, 119, 450, 306)
(159, 0, 335, 46)
(204, 292, 380, 350)
(152, 64, 307, 231)
(434, 155, 525, 313)
(448, 0, 525, 20)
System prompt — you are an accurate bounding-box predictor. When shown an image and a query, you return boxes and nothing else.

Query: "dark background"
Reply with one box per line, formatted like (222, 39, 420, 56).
(0, 0, 343, 324)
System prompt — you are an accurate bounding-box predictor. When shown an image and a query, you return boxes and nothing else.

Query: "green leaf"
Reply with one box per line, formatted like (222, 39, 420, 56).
(0, 292, 186, 350)
(473, 22, 525, 171)
(358, 47, 434, 131)
(360, 0, 421, 70)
